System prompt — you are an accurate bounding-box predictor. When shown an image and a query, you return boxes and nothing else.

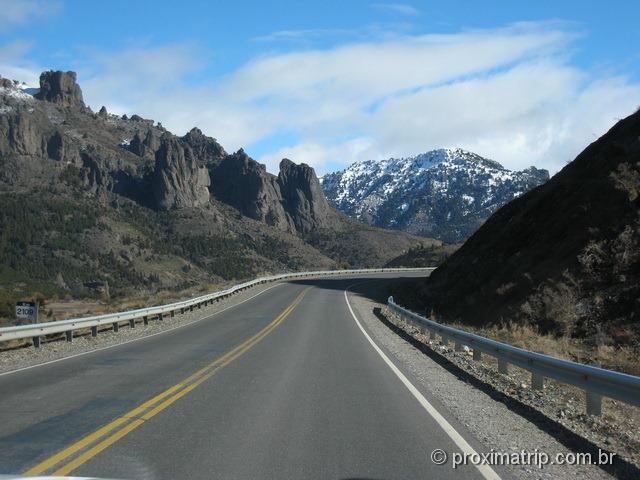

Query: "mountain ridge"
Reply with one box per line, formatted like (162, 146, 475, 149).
(321, 148, 549, 243)
(0, 70, 437, 320)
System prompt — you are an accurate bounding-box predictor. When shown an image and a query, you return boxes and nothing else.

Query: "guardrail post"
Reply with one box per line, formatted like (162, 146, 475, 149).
(180, 308, 184, 314)
(113, 322, 119, 332)
(190, 305, 194, 312)
(529, 351, 544, 389)
(429, 330, 436, 341)
(143, 316, 149, 325)
(91, 326, 98, 337)
(32, 336, 41, 348)
(498, 358, 509, 374)
(586, 391, 602, 416)
(157, 313, 163, 321)
(65, 330, 73, 342)
(532, 372, 544, 390)
(441, 336, 449, 346)
(473, 349, 481, 361)
(171, 310, 175, 318)
(129, 319, 135, 328)
(455, 340, 464, 352)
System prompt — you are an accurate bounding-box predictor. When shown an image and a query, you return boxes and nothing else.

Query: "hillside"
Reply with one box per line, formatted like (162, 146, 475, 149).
(0, 71, 438, 320)
(321, 149, 549, 243)
(398, 108, 640, 348)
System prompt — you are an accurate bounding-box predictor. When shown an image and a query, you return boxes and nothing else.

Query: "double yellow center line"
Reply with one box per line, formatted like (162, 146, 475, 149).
(25, 287, 310, 476)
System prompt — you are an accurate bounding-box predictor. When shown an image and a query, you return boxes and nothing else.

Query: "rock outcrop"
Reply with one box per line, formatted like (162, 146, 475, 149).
(0, 70, 341, 231)
(1, 111, 46, 157)
(152, 135, 211, 210)
(278, 158, 336, 234)
(46, 129, 80, 164)
(210, 152, 339, 234)
(126, 128, 162, 158)
(35, 71, 84, 108)
(211, 149, 295, 232)
(182, 127, 226, 166)
(128, 132, 146, 157)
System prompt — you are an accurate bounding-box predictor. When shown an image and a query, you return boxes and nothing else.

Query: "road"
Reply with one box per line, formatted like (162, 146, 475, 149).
(0, 273, 503, 479)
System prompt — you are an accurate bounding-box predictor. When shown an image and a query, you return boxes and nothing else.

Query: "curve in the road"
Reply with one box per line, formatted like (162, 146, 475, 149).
(0, 274, 505, 480)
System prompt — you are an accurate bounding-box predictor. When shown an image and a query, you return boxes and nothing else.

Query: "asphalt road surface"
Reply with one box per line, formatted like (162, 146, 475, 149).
(0, 273, 504, 480)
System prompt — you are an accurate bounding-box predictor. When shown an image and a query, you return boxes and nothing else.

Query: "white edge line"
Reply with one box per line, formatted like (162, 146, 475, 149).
(0, 283, 284, 378)
(343, 285, 502, 480)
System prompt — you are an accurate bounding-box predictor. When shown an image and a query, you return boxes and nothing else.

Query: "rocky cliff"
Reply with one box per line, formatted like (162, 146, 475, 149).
(208, 152, 343, 235)
(34, 70, 84, 108)
(0, 70, 344, 228)
(209, 149, 295, 232)
(182, 127, 226, 165)
(153, 136, 211, 210)
(0, 70, 433, 312)
(278, 158, 338, 234)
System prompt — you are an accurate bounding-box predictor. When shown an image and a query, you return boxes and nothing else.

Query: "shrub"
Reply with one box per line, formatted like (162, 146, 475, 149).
(520, 272, 580, 336)
(610, 162, 640, 201)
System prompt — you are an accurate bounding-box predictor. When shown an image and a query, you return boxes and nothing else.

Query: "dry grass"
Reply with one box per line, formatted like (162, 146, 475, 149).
(0, 281, 235, 352)
(1, 282, 231, 326)
(447, 319, 640, 376)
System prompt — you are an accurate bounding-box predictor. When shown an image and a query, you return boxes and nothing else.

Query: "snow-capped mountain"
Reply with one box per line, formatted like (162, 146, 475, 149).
(320, 148, 549, 243)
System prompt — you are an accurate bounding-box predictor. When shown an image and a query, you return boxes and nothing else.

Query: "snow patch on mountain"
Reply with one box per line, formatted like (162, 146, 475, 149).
(320, 148, 549, 243)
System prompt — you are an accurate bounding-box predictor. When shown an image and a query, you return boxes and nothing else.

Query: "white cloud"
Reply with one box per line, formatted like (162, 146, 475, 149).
(0, 0, 60, 30)
(364, 61, 639, 172)
(371, 3, 420, 16)
(79, 43, 203, 110)
(259, 137, 376, 174)
(0, 41, 41, 85)
(260, 143, 335, 174)
(6, 22, 639, 177)
(252, 28, 354, 43)
(226, 27, 571, 105)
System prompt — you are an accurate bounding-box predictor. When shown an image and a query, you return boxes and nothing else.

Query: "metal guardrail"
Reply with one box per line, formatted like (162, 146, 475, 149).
(0, 268, 430, 347)
(388, 296, 640, 416)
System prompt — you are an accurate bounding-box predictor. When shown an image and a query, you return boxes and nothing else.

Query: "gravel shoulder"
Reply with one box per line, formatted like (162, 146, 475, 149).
(349, 282, 638, 480)
(0, 282, 281, 375)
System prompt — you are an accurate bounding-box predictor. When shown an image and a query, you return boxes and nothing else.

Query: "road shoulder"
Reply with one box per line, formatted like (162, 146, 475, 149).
(347, 284, 614, 480)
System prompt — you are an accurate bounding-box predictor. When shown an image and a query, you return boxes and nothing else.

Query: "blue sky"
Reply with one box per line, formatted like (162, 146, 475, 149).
(1, 0, 639, 174)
